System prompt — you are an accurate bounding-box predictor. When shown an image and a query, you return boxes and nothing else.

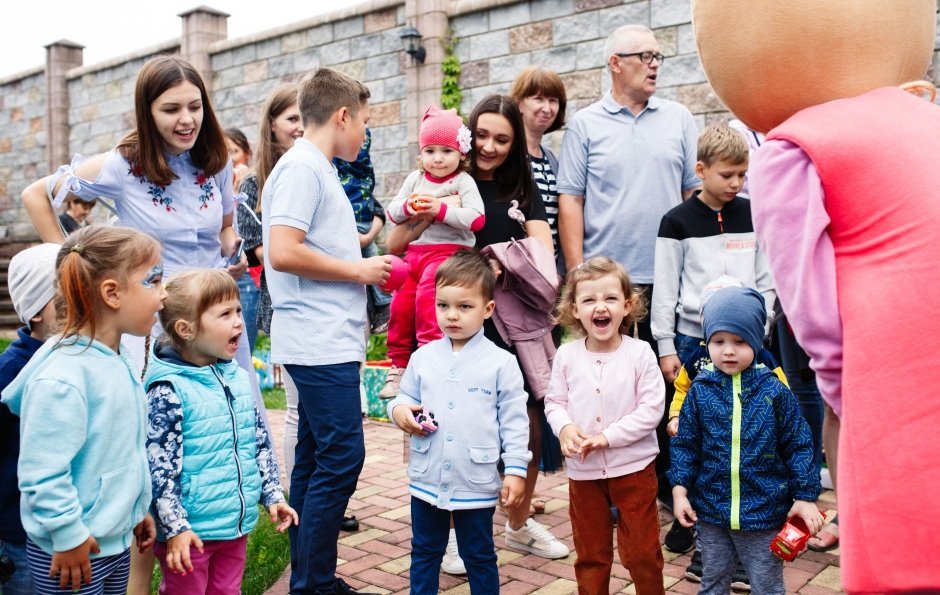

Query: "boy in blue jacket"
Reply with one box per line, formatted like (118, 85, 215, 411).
(0, 244, 59, 594)
(668, 286, 823, 595)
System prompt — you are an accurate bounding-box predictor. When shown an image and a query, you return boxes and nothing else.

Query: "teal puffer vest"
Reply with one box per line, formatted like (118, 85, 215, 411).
(145, 347, 261, 540)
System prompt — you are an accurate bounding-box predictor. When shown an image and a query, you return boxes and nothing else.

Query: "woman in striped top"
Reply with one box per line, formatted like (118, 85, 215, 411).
(510, 67, 568, 272)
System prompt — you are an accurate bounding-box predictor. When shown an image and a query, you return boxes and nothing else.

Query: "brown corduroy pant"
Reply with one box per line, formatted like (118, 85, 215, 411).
(568, 462, 665, 595)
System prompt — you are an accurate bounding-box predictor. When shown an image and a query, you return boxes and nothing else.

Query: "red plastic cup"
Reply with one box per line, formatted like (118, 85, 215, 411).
(380, 255, 410, 293)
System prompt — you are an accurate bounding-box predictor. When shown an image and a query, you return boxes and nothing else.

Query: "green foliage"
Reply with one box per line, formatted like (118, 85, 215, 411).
(441, 34, 463, 115)
(151, 506, 291, 595)
(0, 337, 12, 353)
(367, 332, 388, 362)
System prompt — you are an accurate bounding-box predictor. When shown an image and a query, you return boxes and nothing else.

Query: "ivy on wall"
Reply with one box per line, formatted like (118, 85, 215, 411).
(441, 34, 462, 116)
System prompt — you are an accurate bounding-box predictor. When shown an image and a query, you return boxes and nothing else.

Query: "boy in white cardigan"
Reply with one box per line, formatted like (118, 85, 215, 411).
(389, 249, 531, 594)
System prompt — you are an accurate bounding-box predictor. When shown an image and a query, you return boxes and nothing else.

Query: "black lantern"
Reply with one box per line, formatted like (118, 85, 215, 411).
(399, 26, 426, 64)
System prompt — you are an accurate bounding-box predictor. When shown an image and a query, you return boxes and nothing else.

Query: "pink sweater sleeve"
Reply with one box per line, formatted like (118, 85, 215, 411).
(749, 140, 843, 415)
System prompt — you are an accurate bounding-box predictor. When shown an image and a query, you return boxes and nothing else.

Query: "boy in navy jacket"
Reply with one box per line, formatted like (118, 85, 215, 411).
(668, 287, 822, 595)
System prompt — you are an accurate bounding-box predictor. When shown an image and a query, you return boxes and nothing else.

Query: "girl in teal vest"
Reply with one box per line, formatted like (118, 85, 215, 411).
(145, 269, 296, 594)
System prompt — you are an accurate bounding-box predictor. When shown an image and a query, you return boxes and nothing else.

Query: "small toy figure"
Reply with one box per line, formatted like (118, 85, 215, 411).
(413, 410, 439, 433)
(770, 511, 826, 562)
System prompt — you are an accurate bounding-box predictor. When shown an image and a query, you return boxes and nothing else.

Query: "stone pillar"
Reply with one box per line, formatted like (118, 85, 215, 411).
(44, 40, 84, 170)
(403, 0, 448, 149)
(178, 6, 230, 90)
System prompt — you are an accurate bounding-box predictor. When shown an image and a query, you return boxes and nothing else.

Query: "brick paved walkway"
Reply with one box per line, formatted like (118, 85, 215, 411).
(265, 413, 843, 594)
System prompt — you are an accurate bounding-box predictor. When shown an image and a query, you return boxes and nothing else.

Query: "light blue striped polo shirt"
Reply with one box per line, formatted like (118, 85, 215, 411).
(262, 139, 367, 366)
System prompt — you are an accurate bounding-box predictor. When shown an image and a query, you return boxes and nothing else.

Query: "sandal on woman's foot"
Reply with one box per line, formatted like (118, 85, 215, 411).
(530, 497, 548, 515)
(807, 522, 839, 552)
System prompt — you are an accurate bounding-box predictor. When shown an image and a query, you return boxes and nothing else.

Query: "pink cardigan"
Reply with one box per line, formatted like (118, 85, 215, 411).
(544, 336, 664, 481)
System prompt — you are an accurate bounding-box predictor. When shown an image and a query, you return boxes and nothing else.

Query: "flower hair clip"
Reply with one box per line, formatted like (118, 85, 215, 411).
(456, 125, 472, 155)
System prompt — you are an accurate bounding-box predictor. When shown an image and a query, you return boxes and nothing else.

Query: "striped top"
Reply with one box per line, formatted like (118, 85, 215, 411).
(528, 148, 559, 252)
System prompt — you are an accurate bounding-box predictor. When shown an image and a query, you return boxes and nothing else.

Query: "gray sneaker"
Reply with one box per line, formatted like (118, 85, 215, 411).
(503, 519, 569, 559)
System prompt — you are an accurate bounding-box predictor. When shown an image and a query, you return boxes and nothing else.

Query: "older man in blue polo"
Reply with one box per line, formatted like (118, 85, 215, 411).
(557, 23, 700, 555)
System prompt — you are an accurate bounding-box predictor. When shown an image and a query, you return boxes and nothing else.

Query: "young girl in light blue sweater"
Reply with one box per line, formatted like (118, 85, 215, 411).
(1, 226, 164, 594)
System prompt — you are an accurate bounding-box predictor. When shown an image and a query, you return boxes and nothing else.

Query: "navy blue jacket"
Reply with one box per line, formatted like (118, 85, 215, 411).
(0, 328, 44, 542)
(668, 363, 821, 531)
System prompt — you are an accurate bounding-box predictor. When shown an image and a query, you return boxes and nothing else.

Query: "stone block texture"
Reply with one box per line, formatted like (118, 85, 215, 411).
(2, 0, 939, 244)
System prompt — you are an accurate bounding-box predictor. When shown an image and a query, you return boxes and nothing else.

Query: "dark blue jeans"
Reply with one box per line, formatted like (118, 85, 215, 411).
(237, 274, 259, 352)
(286, 362, 365, 594)
(409, 499, 498, 594)
(775, 318, 825, 475)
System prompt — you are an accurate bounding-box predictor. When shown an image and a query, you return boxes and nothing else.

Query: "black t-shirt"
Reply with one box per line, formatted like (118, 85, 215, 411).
(473, 179, 548, 250)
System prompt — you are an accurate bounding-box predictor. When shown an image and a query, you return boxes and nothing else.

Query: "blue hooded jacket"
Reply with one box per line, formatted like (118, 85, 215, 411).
(0, 327, 44, 543)
(668, 363, 821, 531)
(0, 335, 151, 557)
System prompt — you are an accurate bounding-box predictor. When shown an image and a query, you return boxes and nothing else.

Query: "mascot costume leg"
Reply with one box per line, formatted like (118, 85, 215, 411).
(692, 2, 940, 592)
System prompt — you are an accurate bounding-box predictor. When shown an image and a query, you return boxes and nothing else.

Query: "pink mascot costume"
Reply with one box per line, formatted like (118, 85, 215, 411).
(692, 2, 940, 592)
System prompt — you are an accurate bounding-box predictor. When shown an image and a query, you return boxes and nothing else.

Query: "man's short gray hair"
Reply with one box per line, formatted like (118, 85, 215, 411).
(603, 25, 655, 69)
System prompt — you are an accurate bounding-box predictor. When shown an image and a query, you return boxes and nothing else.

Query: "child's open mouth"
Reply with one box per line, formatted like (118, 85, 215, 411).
(228, 333, 241, 349)
(593, 317, 611, 329)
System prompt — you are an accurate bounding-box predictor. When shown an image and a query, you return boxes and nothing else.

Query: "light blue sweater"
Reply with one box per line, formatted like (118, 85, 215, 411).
(387, 330, 532, 510)
(0, 335, 151, 557)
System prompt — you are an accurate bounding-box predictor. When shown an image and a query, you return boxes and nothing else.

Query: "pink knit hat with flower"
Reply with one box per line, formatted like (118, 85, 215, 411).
(419, 105, 472, 154)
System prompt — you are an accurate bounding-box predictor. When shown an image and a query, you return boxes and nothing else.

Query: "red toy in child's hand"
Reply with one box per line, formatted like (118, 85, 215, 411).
(770, 511, 827, 561)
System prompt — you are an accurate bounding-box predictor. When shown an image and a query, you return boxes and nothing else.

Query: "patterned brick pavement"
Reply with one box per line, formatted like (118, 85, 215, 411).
(265, 413, 843, 594)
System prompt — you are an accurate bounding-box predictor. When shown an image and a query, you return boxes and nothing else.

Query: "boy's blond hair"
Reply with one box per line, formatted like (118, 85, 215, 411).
(298, 67, 370, 127)
(697, 124, 749, 166)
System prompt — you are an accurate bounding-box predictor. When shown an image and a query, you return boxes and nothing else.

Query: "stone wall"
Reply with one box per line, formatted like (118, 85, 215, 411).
(67, 41, 181, 157)
(452, 0, 718, 154)
(0, 0, 939, 242)
(0, 68, 47, 240)
(208, 0, 409, 200)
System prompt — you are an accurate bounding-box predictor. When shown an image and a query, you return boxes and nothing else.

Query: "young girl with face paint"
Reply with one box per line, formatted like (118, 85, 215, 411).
(0, 226, 165, 595)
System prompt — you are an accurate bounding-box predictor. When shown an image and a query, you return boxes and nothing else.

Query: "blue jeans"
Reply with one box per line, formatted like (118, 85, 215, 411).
(409, 499, 498, 594)
(285, 363, 365, 594)
(674, 332, 703, 364)
(698, 523, 783, 595)
(0, 539, 34, 595)
(237, 275, 259, 353)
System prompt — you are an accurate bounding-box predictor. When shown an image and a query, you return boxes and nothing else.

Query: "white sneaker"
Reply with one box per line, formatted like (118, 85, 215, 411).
(504, 518, 570, 559)
(378, 366, 404, 399)
(440, 529, 466, 575)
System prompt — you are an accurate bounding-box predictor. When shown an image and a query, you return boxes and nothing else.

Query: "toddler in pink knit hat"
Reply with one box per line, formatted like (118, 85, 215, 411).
(379, 105, 485, 399)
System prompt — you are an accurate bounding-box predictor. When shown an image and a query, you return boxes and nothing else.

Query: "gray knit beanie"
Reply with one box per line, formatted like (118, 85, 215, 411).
(8, 243, 60, 326)
(702, 286, 765, 354)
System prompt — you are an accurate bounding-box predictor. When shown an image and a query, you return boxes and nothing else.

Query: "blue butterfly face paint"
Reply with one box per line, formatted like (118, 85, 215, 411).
(140, 263, 164, 288)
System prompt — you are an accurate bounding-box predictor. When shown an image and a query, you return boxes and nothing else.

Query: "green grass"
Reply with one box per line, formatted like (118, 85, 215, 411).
(0, 337, 12, 353)
(149, 507, 291, 594)
(262, 386, 286, 410)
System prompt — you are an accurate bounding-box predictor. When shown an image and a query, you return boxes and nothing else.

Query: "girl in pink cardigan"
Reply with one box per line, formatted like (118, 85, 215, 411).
(545, 256, 665, 595)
